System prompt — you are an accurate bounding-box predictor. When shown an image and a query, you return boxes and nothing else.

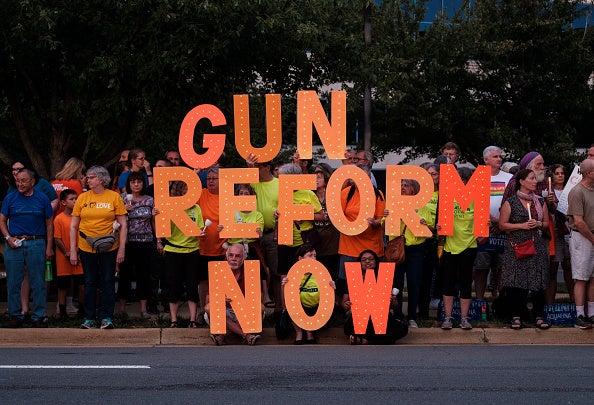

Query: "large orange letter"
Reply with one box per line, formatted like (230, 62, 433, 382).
(384, 165, 433, 237)
(234, 94, 282, 162)
(208, 260, 262, 334)
(325, 165, 375, 235)
(153, 167, 202, 238)
(283, 259, 334, 331)
(218, 168, 259, 239)
(277, 174, 316, 245)
(345, 261, 395, 334)
(438, 164, 490, 237)
(178, 104, 226, 169)
(297, 90, 346, 159)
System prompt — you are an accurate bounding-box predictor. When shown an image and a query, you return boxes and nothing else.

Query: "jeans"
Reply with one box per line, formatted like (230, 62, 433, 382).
(4, 239, 47, 321)
(80, 250, 117, 320)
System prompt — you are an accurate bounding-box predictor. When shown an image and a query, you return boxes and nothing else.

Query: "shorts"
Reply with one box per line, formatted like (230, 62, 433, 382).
(569, 231, 594, 281)
(552, 234, 570, 263)
(473, 251, 502, 270)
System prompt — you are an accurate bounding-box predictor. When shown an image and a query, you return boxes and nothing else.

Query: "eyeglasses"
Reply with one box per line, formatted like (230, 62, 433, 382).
(206, 177, 218, 181)
(361, 257, 376, 262)
(12, 167, 24, 172)
(15, 178, 33, 185)
(86, 175, 97, 180)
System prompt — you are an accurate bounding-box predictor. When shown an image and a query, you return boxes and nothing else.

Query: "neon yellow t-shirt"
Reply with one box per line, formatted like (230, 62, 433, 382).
(163, 205, 204, 253)
(444, 201, 477, 254)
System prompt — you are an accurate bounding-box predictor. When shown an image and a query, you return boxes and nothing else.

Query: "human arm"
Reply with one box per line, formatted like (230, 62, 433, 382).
(45, 217, 54, 259)
(0, 213, 17, 249)
(572, 214, 594, 245)
(116, 214, 127, 264)
(69, 216, 81, 265)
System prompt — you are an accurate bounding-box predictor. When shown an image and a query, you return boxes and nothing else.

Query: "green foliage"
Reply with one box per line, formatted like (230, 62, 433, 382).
(0, 0, 592, 177)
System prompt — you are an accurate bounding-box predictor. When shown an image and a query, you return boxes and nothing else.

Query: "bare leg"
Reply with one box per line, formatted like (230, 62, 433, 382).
(545, 261, 559, 305)
(119, 298, 127, 313)
(443, 295, 454, 317)
(58, 288, 67, 306)
(140, 299, 147, 314)
(198, 280, 208, 315)
(169, 302, 179, 323)
(460, 298, 471, 318)
(473, 268, 488, 300)
(561, 259, 574, 302)
(187, 300, 197, 322)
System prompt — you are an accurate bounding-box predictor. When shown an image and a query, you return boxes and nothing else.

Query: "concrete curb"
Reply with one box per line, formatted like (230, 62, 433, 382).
(0, 327, 592, 347)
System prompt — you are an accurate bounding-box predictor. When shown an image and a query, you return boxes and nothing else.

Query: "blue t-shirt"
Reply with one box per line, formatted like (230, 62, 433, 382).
(1, 190, 53, 236)
(117, 170, 149, 192)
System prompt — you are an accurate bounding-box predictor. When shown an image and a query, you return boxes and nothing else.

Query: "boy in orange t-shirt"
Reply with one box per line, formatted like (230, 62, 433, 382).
(54, 189, 84, 319)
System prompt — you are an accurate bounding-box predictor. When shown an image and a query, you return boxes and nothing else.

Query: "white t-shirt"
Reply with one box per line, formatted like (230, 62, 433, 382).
(490, 170, 513, 219)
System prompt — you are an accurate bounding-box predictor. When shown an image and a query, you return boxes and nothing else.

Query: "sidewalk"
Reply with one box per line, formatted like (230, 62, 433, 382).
(1, 301, 592, 347)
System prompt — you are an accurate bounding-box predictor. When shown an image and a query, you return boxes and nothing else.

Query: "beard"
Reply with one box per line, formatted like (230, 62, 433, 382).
(534, 170, 545, 182)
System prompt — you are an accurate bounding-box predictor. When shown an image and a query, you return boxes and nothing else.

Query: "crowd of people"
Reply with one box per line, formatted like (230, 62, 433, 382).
(1, 142, 593, 345)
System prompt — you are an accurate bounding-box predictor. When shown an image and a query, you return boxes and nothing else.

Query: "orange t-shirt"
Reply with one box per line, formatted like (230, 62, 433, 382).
(54, 212, 83, 276)
(52, 179, 83, 215)
(338, 186, 385, 258)
(198, 189, 226, 256)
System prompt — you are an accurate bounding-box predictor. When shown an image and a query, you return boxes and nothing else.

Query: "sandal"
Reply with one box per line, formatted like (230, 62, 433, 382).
(188, 321, 198, 328)
(510, 317, 522, 330)
(210, 334, 226, 346)
(169, 321, 178, 328)
(536, 317, 551, 330)
(245, 333, 261, 346)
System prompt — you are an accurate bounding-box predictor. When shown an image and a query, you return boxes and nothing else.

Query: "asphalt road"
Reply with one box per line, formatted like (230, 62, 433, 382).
(0, 346, 592, 404)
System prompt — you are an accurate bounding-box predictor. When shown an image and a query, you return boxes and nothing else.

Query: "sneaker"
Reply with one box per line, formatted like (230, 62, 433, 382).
(460, 316, 473, 330)
(100, 318, 115, 329)
(203, 312, 210, 326)
(66, 303, 79, 315)
(429, 298, 440, 310)
(31, 316, 49, 328)
(80, 319, 96, 329)
(408, 319, 419, 328)
(441, 316, 453, 330)
(140, 311, 152, 320)
(575, 315, 593, 329)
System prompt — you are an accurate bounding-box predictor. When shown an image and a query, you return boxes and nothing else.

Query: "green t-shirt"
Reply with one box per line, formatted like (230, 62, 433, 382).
(163, 204, 204, 253)
(444, 201, 477, 254)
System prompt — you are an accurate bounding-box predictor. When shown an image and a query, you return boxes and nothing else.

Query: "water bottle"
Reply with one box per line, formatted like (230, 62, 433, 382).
(481, 304, 487, 321)
(45, 260, 53, 282)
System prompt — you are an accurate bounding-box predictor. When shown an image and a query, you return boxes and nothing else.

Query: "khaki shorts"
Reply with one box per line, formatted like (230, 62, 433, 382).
(569, 231, 594, 281)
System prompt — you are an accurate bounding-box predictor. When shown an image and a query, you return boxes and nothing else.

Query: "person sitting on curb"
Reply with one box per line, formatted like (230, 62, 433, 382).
(205, 243, 262, 345)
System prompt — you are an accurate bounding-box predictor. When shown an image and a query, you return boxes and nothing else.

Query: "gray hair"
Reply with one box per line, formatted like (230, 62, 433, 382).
(402, 179, 420, 194)
(278, 163, 303, 175)
(580, 159, 594, 175)
(483, 145, 502, 159)
(355, 163, 371, 177)
(87, 166, 111, 187)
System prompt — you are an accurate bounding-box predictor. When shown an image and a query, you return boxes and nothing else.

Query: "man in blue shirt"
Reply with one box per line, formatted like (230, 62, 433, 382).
(0, 169, 54, 328)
